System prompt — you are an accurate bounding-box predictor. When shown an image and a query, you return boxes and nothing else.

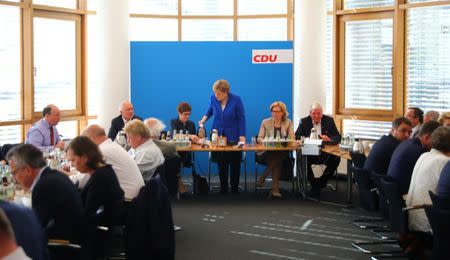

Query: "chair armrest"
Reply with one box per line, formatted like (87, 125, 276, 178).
(48, 239, 81, 249)
(402, 204, 429, 212)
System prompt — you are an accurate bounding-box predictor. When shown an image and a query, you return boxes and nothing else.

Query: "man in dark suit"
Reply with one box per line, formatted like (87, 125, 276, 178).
(364, 117, 412, 175)
(295, 102, 341, 197)
(6, 144, 84, 243)
(108, 100, 142, 140)
(0, 201, 49, 260)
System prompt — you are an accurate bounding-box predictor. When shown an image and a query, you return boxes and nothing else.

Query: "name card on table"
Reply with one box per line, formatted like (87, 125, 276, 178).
(302, 138, 323, 156)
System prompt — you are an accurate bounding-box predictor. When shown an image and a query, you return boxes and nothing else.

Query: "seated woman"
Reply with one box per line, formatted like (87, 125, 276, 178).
(257, 101, 294, 198)
(170, 102, 199, 165)
(66, 136, 125, 227)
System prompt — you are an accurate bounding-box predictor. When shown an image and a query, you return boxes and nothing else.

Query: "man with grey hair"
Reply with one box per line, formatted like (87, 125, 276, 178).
(423, 110, 439, 123)
(0, 209, 31, 259)
(6, 144, 84, 243)
(295, 102, 341, 197)
(123, 119, 164, 181)
(82, 124, 145, 200)
(108, 100, 142, 141)
(144, 118, 179, 160)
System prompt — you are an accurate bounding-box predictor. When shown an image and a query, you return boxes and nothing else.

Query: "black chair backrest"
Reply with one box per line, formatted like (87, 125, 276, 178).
(424, 193, 450, 260)
(353, 167, 378, 212)
(126, 176, 175, 260)
(163, 156, 182, 197)
(381, 177, 408, 233)
(429, 190, 450, 210)
(350, 151, 366, 168)
(371, 172, 390, 219)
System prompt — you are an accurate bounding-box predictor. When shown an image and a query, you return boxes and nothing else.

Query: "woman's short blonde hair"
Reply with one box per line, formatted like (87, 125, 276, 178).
(123, 119, 150, 139)
(438, 112, 450, 124)
(212, 79, 230, 93)
(270, 101, 289, 122)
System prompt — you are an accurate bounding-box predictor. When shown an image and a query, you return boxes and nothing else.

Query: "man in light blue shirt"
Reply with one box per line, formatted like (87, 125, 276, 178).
(25, 104, 64, 151)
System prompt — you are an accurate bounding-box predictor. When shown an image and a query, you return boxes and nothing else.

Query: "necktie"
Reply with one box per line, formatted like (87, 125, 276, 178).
(50, 126, 54, 146)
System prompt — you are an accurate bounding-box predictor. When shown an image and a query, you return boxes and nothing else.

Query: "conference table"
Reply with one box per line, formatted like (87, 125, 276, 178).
(176, 142, 360, 205)
(176, 142, 301, 192)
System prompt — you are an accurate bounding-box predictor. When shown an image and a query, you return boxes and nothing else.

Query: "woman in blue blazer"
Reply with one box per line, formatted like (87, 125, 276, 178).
(199, 79, 246, 194)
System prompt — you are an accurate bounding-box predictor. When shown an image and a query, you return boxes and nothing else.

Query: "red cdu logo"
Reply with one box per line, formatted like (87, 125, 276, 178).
(253, 54, 278, 63)
(252, 49, 293, 64)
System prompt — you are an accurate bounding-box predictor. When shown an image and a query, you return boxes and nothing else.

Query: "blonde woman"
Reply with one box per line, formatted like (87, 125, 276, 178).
(438, 112, 450, 127)
(257, 101, 294, 198)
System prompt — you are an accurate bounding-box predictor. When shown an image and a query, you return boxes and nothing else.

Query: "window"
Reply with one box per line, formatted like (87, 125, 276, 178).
(182, 19, 233, 41)
(238, 18, 287, 41)
(33, 0, 77, 9)
(342, 15, 393, 111)
(343, 119, 392, 140)
(344, 0, 394, 9)
(33, 14, 80, 112)
(407, 0, 449, 3)
(57, 121, 78, 139)
(182, 0, 233, 15)
(0, 126, 22, 146)
(129, 0, 178, 15)
(238, 0, 287, 15)
(406, 5, 450, 112)
(0, 5, 21, 122)
(327, 0, 333, 11)
(130, 18, 178, 41)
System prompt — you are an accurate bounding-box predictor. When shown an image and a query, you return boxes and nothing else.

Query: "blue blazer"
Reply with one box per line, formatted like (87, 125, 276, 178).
(205, 93, 246, 142)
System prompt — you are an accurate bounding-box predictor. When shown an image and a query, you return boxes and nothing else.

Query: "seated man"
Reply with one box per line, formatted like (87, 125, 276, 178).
(423, 110, 439, 123)
(364, 117, 412, 175)
(6, 144, 84, 243)
(25, 104, 64, 151)
(123, 119, 165, 181)
(82, 124, 145, 201)
(387, 120, 441, 195)
(0, 209, 32, 259)
(437, 161, 450, 197)
(405, 107, 424, 138)
(145, 118, 179, 160)
(295, 102, 341, 197)
(406, 126, 450, 233)
(0, 202, 48, 260)
(108, 100, 142, 141)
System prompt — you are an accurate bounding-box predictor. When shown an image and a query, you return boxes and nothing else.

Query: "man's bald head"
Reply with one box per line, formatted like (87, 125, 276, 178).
(119, 101, 135, 121)
(81, 124, 107, 145)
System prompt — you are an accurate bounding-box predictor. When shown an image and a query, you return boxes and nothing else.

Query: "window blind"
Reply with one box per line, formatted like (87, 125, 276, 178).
(343, 119, 392, 140)
(344, 0, 394, 9)
(344, 18, 393, 109)
(406, 5, 450, 112)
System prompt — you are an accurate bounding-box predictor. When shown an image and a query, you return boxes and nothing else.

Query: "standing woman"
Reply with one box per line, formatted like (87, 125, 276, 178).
(199, 79, 246, 194)
(256, 101, 294, 198)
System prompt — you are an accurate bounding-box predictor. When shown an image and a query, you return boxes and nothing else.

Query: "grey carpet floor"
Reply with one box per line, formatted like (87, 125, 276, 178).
(172, 181, 401, 260)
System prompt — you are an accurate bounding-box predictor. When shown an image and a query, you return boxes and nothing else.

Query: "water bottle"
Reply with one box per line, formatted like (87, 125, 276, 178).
(310, 128, 318, 139)
(198, 124, 206, 139)
(211, 129, 218, 146)
(352, 138, 364, 153)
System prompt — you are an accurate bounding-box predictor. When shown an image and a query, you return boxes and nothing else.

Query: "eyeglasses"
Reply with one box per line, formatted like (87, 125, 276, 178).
(397, 128, 413, 134)
(271, 110, 282, 113)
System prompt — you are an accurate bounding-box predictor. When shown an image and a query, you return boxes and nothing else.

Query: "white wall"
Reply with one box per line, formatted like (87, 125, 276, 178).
(293, 0, 327, 127)
(97, 0, 130, 131)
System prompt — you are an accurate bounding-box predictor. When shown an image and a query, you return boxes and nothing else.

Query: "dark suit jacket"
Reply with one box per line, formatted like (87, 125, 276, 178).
(126, 175, 175, 260)
(437, 161, 450, 197)
(81, 165, 124, 227)
(170, 118, 196, 136)
(1, 200, 50, 260)
(108, 115, 142, 140)
(387, 137, 427, 195)
(32, 167, 84, 242)
(364, 134, 401, 175)
(295, 115, 341, 145)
